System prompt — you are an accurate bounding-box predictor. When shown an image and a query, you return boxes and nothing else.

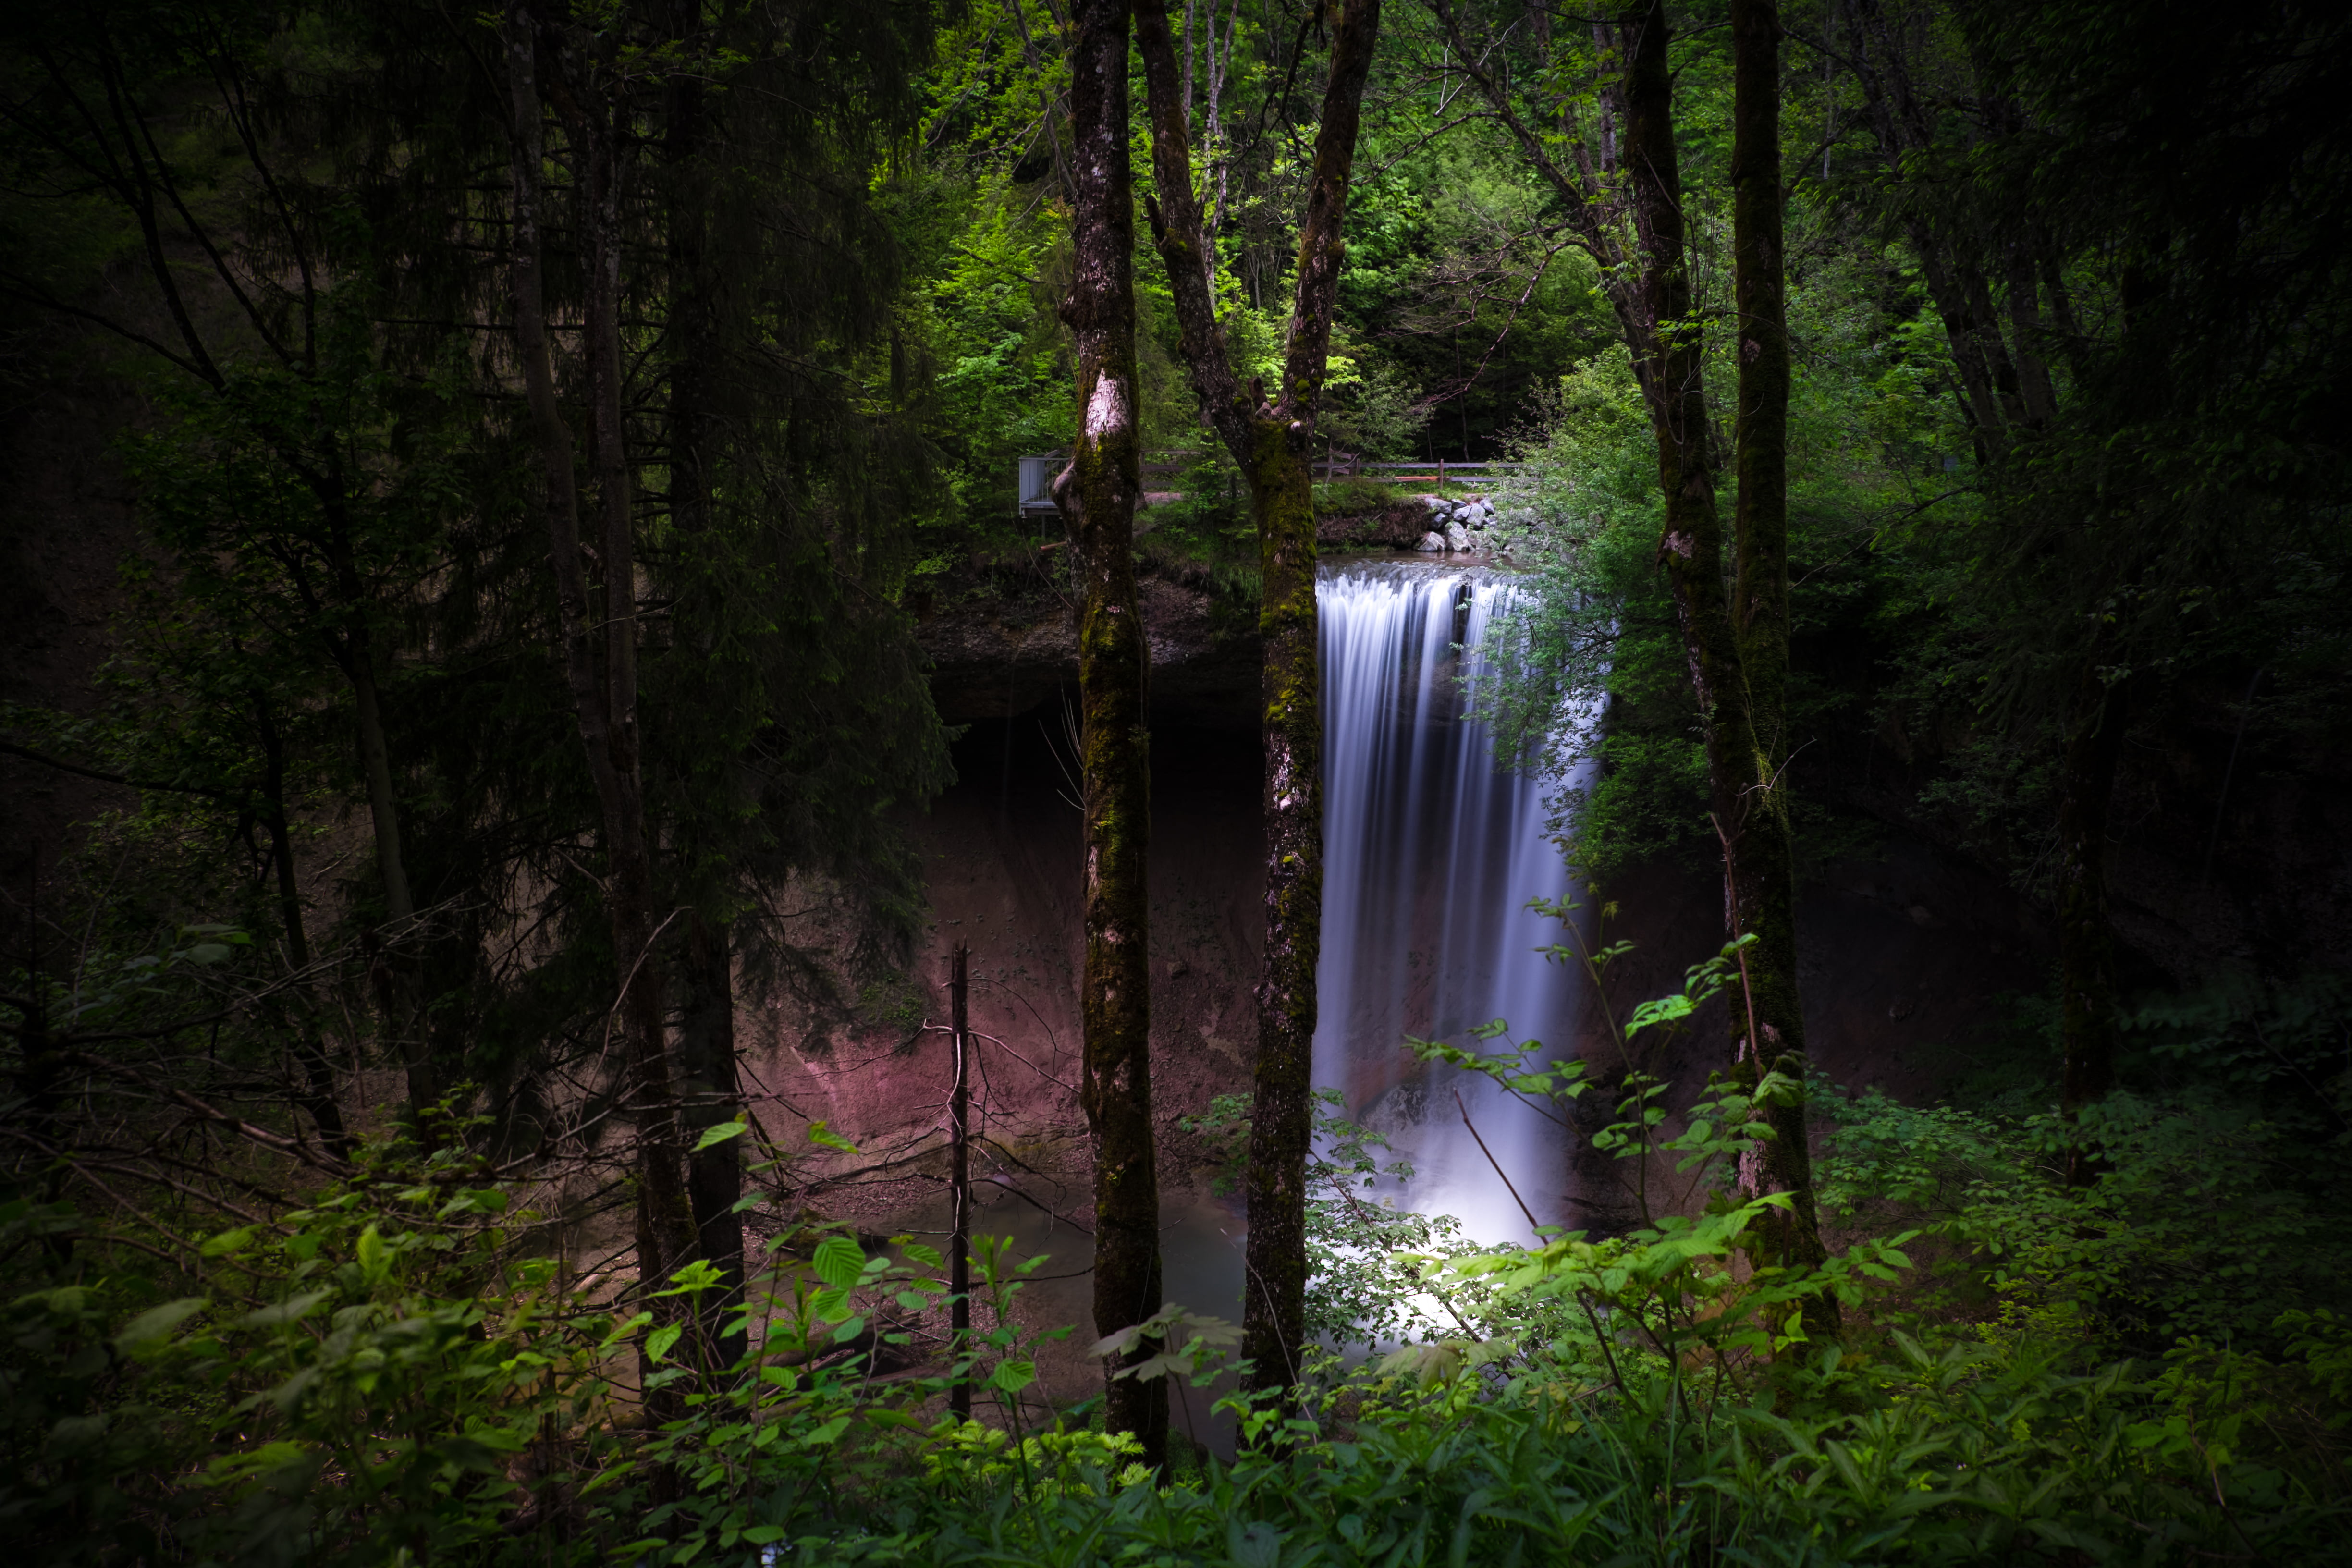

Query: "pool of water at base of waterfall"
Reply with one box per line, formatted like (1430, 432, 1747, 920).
(840, 555, 1585, 1462)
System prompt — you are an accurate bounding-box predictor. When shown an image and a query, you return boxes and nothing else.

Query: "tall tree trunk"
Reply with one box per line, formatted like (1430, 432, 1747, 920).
(1135, 0, 1381, 1400)
(678, 917, 744, 1355)
(1729, 0, 1829, 1293)
(1432, 0, 1831, 1296)
(660, 2, 744, 1363)
(256, 692, 350, 1157)
(1060, 0, 1165, 1469)
(504, 0, 698, 1338)
(318, 516, 433, 1119)
(1840, 0, 2026, 457)
(2056, 674, 2129, 1187)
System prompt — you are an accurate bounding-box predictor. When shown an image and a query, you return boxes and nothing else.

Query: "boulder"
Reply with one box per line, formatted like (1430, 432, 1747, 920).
(1445, 521, 1472, 551)
(1415, 530, 1446, 552)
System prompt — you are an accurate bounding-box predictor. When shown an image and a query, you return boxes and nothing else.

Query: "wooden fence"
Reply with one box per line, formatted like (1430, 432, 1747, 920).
(1023, 452, 1528, 514)
(1132, 453, 1528, 484)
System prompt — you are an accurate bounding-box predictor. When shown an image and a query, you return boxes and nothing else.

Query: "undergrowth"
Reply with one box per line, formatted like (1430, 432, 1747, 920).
(5, 922, 2348, 1566)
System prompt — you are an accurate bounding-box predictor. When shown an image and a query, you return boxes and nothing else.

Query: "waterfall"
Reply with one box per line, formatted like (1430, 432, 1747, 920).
(1314, 559, 1589, 1248)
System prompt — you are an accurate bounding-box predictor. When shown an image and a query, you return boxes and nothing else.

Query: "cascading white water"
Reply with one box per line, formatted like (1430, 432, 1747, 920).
(1314, 558, 1591, 1247)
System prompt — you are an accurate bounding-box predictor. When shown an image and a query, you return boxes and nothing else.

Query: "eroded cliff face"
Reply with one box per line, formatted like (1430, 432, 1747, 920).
(917, 569, 1262, 727)
(743, 708, 1268, 1229)
(746, 558, 2057, 1249)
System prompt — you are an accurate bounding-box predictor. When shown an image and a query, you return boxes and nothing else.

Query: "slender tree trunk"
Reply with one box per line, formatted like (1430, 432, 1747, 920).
(1060, 0, 1165, 1469)
(1135, 0, 1380, 1400)
(2056, 674, 2129, 1187)
(678, 916, 744, 1357)
(1433, 0, 1830, 1293)
(1729, 0, 1828, 1294)
(1623, 0, 1829, 1293)
(321, 532, 433, 1118)
(1841, 0, 2025, 457)
(948, 944, 973, 1421)
(660, 3, 743, 1361)
(504, 0, 698, 1333)
(256, 693, 350, 1157)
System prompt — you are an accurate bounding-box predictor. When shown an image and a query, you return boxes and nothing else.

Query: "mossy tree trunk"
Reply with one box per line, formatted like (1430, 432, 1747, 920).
(1727, 0, 1827, 1285)
(1059, 0, 1165, 1469)
(1135, 0, 1381, 1400)
(1435, 0, 1831, 1303)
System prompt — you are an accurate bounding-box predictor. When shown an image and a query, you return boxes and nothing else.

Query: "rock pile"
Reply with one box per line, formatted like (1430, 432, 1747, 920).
(1413, 492, 1499, 552)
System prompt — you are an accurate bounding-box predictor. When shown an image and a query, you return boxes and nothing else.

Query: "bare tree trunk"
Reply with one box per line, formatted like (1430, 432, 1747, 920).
(1840, 0, 2026, 457)
(678, 917, 744, 1358)
(948, 944, 973, 1421)
(317, 501, 433, 1119)
(504, 0, 698, 1338)
(2056, 674, 2129, 1187)
(659, 1, 742, 1365)
(256, 692, 350, 1157)
(1730, 0, 1829, 1298)
(1135, 0, 1381, 1402)
(1060, 0, 1165, 1469)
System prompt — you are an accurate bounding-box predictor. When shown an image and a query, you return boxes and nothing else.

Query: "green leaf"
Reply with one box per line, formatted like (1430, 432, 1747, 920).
(990, 1359, 1036, 1394)
(647, 1324, 684, 1362)
(811, 1235, 866, 1288)
(356, 1224, 390, 1283)
(692, 1120, 747, 1152)
(806, 1119, 858, 1154)
(115, 1297, 207, 1356)
(200, 1226, 255, 1258)
(800, 1415, 851, 1446)
(1626, 994, 1695, 1036)
(240, 1290, 330, 1329)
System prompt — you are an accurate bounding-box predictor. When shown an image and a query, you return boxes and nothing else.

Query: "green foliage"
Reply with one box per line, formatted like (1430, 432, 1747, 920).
(0, 1139, 598, 1567)
(1180, 1090, 1478, 1350)
(10, 930, 2352, 1563)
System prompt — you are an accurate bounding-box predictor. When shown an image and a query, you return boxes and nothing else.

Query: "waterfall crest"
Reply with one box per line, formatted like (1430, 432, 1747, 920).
(1314, 559, 1589, 1247)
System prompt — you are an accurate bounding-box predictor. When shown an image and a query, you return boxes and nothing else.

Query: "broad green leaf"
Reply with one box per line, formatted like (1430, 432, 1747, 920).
(240, 1290, 330, 1328)
(811, 1235, 866, 1288)
(356, 1224, 389, 1282)
(692, 1120, 747, 1152)
(646, 1324, 684, 1362)
(806, 1120, 858, 1154)
(115, 1297, 207, 1355)
(1626, 994, 1694, 1036)
(201, 1226, 255, 1258)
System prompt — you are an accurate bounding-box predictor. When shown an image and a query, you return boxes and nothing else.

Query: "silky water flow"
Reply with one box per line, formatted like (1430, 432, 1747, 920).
(1314, 558, 1593, 1250)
